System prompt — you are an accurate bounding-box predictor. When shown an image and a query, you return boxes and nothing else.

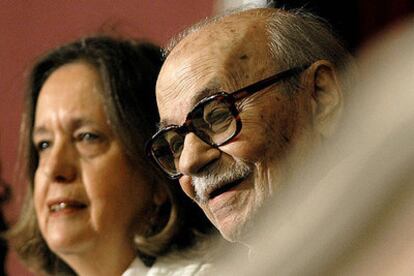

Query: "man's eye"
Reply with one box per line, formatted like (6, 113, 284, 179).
(207, 109, 229, 124)
(153, 146, 169, 158)
(205, 108, 233, 132)
(206, 108, 230, 124)
(170, 138, 184, 156)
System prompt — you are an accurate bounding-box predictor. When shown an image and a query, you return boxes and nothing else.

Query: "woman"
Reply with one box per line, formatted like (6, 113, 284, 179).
(7, 36, 215, 275)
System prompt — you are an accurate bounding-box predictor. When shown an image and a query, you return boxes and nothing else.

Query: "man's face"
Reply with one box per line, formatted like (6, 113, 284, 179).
(156, 20, 317, 241)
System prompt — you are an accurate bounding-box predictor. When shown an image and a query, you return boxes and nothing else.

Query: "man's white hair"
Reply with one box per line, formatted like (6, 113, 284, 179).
(163, 4, 355, 94)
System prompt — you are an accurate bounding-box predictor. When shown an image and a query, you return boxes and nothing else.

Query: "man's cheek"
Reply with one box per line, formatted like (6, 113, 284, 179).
(179, 175, 196, 199)
(220, 129, 266, 159)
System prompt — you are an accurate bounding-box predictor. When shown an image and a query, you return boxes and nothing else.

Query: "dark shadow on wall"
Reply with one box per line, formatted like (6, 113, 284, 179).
(0, 161, 11, 276)
(272, 0, 414, 52)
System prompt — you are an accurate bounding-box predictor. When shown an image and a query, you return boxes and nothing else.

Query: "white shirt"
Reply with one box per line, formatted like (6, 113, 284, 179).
(122, 257, 149, 276)
(122, 235, 230, 276)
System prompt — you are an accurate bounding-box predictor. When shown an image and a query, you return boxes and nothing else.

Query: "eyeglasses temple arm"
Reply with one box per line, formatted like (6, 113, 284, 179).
(232, 64, 310, 101)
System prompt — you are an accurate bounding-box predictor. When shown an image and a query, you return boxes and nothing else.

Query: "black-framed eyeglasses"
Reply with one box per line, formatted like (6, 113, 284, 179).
(146, 64, 310, 179)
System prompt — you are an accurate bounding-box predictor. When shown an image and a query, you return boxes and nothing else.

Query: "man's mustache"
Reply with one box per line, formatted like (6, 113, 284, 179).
(192, 159, 252, 204)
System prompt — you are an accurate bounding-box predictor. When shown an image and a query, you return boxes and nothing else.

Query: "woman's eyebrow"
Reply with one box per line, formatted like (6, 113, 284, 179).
(33, 117, 99, 136)
(71, 117, 97, 129)
(32, 126, 49, 137)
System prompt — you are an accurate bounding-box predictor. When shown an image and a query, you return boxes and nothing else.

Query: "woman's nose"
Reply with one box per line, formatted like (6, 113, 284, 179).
(42, 141, 77, 183)
(178, 133, 220, 176)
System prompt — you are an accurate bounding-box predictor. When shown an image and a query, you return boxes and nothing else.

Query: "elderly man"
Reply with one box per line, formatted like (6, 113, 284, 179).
(146, 7, 353, 242)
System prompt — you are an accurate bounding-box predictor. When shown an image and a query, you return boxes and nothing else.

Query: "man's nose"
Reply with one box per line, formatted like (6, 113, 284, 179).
(42, 141, 77, 183)
(178, 133, 220, 176)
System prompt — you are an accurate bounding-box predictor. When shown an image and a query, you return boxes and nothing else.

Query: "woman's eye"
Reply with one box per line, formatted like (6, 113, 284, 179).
(36, 141, 50, 152)
(75, 131, 108, 156)
(77, 132, 100, 143)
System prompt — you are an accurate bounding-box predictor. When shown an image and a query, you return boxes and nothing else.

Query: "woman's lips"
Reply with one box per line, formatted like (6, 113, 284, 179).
(48, 200, 87, 213)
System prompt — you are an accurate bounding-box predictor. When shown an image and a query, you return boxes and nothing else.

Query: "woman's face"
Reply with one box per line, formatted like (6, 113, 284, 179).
(32, 61, 156, 259)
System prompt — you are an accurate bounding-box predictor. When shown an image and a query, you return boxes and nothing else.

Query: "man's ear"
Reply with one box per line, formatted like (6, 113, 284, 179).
(306, 60, 343, 137)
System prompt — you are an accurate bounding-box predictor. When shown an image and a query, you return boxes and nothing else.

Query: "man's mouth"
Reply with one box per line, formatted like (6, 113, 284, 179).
(49, 200, 87, 213)
(193, 159, 253, 204)
(208, 177, 246, 200)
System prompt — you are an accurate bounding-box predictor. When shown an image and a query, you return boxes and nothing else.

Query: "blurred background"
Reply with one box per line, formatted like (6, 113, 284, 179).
(1, 0, 413, 275)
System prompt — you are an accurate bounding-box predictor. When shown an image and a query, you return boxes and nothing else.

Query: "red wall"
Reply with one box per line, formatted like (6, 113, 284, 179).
(0, 1, 214, 275)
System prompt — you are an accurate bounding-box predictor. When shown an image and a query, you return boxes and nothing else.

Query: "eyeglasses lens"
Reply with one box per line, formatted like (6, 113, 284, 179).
(151, 98, 237, 176)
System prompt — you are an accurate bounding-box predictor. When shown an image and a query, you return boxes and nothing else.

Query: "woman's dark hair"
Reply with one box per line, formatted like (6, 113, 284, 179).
(7, 35, 213, 275)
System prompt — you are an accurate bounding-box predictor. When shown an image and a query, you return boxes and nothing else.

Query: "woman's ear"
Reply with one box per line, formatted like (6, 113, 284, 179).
(153, 180, 168, 206)
(306, 60, 343, 137)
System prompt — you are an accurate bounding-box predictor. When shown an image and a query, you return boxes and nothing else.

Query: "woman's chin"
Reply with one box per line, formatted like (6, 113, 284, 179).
(45, 228, 93, 257)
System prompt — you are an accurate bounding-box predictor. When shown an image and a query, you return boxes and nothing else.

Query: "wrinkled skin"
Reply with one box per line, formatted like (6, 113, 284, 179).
(156, 9, 341, 242)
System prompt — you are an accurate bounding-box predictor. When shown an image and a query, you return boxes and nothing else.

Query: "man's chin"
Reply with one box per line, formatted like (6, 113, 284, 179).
(209, 199, 259, 243)
(219, 226, 243, 242)
(215, 216, 252, 243)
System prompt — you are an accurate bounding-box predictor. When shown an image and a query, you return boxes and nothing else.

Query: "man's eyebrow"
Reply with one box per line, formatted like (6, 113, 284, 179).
(157, 86, 222, 131)
(190, 87, 222, 107)
(157, 120, 169, 131)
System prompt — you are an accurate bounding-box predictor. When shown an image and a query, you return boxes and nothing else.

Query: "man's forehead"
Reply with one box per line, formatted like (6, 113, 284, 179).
(156, 11, 273, 127)
(175, 11, 268, 53)
(157, 75, 223, 129)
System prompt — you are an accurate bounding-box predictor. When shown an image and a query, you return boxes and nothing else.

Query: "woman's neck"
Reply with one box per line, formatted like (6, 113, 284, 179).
(59, 239, 138, 276)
